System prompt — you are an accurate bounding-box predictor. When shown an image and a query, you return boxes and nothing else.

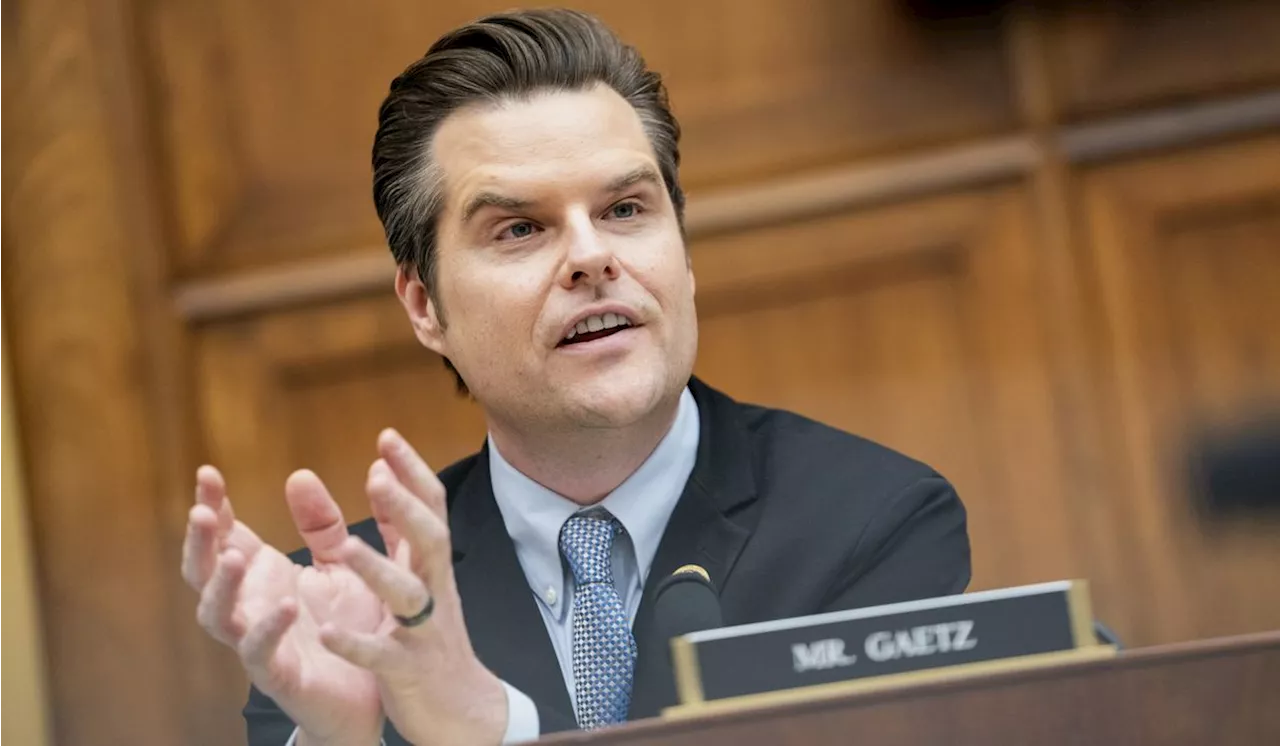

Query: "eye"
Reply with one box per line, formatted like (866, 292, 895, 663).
(498, 221, 539, 241)
(608, 201, 641, 220)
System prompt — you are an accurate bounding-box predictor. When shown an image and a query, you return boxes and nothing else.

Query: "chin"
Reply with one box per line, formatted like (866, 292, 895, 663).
(561, 366, 676, 428)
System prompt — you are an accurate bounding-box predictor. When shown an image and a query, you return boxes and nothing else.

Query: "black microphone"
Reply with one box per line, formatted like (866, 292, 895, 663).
(653, 564, 723, 659)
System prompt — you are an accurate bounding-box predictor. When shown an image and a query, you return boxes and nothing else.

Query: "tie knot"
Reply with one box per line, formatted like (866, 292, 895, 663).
(560, 512, 620, 586)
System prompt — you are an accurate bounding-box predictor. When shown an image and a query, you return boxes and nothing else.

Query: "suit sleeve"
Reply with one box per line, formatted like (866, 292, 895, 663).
(244, 684, 301, 746)
(246, 681, 566, 745)
(820, 475, 971, 612)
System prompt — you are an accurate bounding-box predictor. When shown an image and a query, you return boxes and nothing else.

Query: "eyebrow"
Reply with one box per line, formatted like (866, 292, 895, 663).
(458, 166, 663, 225)
(606, 165, 663, 194)
(460, 192, 535, 225)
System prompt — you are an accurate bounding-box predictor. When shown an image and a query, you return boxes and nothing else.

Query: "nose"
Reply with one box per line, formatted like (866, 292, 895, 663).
(557, 214, 619, 290)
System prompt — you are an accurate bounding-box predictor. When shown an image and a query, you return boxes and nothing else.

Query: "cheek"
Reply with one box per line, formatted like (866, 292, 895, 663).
(447, 264, 548, 356)
(622, 237, 691, 305)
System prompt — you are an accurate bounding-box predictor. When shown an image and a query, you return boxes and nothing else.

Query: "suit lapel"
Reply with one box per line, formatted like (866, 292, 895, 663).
(449, 448, 575, 725)
(627, 379, 762, 720)
(445, 379, 763, 726)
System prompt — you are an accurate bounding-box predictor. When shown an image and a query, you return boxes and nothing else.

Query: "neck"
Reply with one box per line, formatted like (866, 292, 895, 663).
(487, 392, 683, 505)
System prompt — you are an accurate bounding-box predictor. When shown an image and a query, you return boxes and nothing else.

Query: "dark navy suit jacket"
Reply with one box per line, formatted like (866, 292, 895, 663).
(245, 377, 971, 743)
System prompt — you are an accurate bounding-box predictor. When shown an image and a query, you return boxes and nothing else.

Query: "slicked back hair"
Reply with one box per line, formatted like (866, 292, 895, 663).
(371, 9, 685, 391)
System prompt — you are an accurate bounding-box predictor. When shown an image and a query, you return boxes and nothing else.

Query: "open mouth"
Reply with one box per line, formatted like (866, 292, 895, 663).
(558, 312, 635, 347)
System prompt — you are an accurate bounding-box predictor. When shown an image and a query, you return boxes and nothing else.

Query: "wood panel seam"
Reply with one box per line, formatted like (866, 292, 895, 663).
(173, 137, 1039, 321)
(173, 85, 1280, 323)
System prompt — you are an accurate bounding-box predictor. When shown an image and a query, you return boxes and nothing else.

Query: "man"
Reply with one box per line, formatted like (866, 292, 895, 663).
(181, 8, 970, 746)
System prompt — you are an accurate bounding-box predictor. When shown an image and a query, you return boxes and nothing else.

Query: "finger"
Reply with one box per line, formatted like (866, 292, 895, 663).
(196, 549, 248, 645)
(196, 466, 235, 538)
(221, 515, 266, 559)
(367, 462, 451, 583)
(367, 461, 403, 559)
(338, 536, 430, 620)
(182, 504, 220, 589)
(239, 597, 299, 675)
(195, 467, 265, 560)
(319, 624, 397, 672)
(285, 470, 350, 564)
(377, 429, 447, 520)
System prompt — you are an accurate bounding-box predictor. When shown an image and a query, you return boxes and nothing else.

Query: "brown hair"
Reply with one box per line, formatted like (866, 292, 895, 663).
(371, 8, 685, 391)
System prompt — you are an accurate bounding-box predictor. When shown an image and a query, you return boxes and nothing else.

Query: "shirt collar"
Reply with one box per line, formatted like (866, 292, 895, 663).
(598, 386, 699, 584)
(489, 387, 700, 603)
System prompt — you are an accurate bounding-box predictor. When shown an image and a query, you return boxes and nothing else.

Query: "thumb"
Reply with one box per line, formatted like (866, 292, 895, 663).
(285, 470, 349, 564)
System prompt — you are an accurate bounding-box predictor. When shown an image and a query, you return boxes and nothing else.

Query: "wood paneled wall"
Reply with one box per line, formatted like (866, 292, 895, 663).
(3, 1, 1279, 744)
(2, 330, 52, 746)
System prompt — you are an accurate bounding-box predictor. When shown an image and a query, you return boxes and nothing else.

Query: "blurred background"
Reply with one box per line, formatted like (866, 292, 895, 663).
(3, 0, 1279, 744)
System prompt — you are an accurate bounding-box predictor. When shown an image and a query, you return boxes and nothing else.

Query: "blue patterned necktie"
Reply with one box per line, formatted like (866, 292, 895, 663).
(559, 512, 637, 729)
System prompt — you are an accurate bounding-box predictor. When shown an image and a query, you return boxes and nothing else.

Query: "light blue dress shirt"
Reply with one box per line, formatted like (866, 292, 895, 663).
(490, 386, 699, 727)
(285, 387, 699, 746)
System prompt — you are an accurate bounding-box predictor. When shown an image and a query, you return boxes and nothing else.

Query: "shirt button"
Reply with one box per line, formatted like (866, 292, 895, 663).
(544, 587, 558, 605)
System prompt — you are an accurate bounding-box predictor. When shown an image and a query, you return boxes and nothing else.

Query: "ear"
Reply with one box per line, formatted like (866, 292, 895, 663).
(687, 263, 697, 298)
(395, 266, 448, 356)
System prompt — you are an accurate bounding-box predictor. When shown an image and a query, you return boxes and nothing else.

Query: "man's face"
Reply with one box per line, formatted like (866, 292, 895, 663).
(400, 85, 697, 431)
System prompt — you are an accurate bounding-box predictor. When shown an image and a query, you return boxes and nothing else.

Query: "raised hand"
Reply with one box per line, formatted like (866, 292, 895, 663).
(182, 467, 386, 746)
(317, 429, 509, 746)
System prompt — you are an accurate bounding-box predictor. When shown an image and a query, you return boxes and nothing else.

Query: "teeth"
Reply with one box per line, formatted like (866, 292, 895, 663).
(563, 313, 634, 342)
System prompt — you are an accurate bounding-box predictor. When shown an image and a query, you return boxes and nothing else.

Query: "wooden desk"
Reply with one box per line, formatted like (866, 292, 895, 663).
(543, 631, 1280, 745)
